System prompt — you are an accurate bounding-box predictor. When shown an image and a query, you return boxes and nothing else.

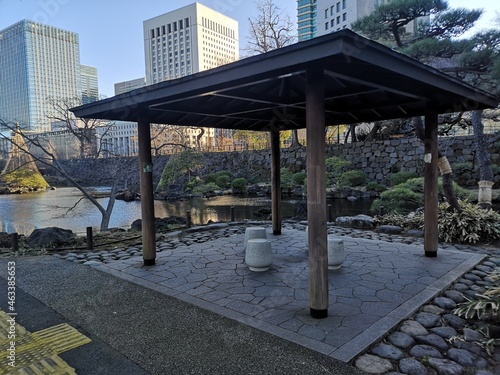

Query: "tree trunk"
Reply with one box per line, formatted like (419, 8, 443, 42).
(100, 181, 119, 231)
(289, 129, 301, 149)
(413, 116, 461, 211)
(472, 109, 494, 208)
(364, 121, 381, 142)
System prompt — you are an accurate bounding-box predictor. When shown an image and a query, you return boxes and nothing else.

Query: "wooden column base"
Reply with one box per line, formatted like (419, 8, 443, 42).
(310, 308, 328, 319)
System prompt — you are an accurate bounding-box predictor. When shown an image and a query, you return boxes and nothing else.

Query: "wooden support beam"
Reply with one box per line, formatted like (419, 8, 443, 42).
(424, 109, 439, 257)
(306, 67, 328, 319)
(271, 130, 282, 235)
(137, 111, 156, 265)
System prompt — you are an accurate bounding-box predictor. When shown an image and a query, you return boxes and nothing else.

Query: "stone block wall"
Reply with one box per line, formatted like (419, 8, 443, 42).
(38, 135, 498, 189)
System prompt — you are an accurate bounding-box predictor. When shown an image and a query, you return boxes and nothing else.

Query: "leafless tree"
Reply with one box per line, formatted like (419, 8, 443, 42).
(245, 0, 300, 148)
(0, 119, 127, 231)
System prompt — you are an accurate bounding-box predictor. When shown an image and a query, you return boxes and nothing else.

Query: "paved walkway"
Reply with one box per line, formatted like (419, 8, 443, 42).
(91, 225, 485, 363)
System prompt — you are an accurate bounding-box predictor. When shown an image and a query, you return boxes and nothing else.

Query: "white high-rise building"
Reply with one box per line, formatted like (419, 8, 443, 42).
(143, 2, 239, 84)
(143, 3, 239, 151)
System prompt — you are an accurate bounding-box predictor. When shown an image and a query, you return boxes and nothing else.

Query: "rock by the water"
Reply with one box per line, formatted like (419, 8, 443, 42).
(377, 225, 404, 235)
(335, 214, 374, 229)
(26, 227, 75, 247)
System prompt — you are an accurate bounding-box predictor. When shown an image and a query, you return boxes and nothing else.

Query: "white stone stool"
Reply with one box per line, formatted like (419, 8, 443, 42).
(245, 238, 273, 272)
(328, 236, 345, 270)
(244, 226, 267, 248)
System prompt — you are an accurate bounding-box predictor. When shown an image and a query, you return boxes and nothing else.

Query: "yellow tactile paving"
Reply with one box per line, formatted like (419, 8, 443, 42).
(0, 309, 90, 374)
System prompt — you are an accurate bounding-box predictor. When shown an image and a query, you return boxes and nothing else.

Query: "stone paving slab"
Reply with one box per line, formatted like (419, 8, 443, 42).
(90, 227, 485, 363)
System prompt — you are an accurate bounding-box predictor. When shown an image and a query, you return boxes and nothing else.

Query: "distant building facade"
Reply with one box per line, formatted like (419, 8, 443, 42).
(143, 2, 239, 84)
(80, 64, 99, 104)
(0, 20, 82, 132)
(114, 77, 146, 95)
(143, 3, 239, 151)
(299, 0, 424, 40)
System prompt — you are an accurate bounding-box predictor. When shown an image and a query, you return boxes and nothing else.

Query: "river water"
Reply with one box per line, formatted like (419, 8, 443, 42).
(0, 187, 373, 235)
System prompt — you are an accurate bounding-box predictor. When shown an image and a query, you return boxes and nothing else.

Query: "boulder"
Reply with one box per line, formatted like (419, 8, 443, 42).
(131, 216, 187, 232)
(26, 227, 75, 247)
(335, 214, 374, 229)
(116, 191, 139, 202)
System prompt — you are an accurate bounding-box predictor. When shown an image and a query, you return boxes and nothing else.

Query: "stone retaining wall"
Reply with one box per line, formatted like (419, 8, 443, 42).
(39, 135, 499, 189)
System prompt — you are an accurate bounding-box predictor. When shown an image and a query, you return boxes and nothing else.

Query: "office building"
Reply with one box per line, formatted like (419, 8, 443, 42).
(143, 2, 239, 84)
(297, 0, 318, 41)
(300, 0, 423, 40)
(80, 64, 99, 104)
(0, 20, 82, 132)
(114, 77, 146, 95)
(143, 3, 238, 151)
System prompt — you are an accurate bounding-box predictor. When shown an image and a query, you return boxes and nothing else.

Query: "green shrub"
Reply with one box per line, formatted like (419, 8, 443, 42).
(451, 162, 475, 175)
(292, 172, 307, 186)
(371, 187, 423, 214)
(1, 168, 49, 190)
(338, 170, 366, 187)
(397, 177, 468, 200)
(326, 156, 352, 186)
(192, 182, 220, 196)
(366, 181, 387, 193)
(206, 171, 232, 184)
(436, 201, 500, 244)
(232, 178, 248, 192)
(381, 201, 500, 244)
(215, 175, 230, 189)
(390, 171, 419, 186)
(184, 178, 201, 192)
(281, 168, 294, 188)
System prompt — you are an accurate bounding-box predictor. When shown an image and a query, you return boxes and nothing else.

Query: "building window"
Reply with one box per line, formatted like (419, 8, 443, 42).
(337, 16, 340, 24)
(337, 2, 341, 12)
(325, 22, 328, 30)
(150, 29, 154, 38)
(343, 0, 346, 9)
(342, 13, 347, 21)
(185, 17, 190, 27)
(325, 9, 328, 19)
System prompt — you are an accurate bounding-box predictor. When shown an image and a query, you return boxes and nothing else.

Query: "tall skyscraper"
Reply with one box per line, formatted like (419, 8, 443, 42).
(143, 2, 239, 84)
(80, 64, 99, 104)
(297, 0, 318, 41)
(0, 20, 82, 132)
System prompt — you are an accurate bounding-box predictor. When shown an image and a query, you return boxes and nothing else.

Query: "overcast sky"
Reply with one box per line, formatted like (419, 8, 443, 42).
(1, 0, 498, 97)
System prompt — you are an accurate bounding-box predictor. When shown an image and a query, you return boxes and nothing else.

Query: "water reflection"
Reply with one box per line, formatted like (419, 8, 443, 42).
(0, 188, 374, 235)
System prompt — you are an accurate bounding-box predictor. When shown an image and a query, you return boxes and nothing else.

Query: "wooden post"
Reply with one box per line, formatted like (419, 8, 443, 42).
(86, 227, 93, 250)
(11, 233, 18, 252)
(271, 130, 282, 235)
(328, 204, 333, 222)
(186, 211, 192, 228)
(306, 66, 328, 319)
(230, 206, 235, 222)
(424, 109, 439, 257)
(138, 111, 156, 266)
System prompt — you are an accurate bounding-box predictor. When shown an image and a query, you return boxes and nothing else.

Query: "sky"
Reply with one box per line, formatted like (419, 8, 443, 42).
(1, 0, 499, 98)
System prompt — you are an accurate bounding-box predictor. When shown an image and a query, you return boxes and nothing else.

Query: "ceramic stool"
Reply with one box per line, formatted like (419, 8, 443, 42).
(244, 226, 267, 248)
(245, 238, 273, 272)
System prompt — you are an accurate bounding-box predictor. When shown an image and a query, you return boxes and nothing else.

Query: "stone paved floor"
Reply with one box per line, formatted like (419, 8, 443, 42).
(89, 225, 485, 363)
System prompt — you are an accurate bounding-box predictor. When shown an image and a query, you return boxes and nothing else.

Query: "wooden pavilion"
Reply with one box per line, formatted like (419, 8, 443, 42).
(72, 30, 499, 319)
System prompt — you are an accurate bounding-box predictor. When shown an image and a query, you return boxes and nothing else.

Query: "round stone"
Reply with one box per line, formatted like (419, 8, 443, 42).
(355, 354, 393, 374)
(409, 345, 443, 359)
(444, 290, 466, 303)
(433, 297, 457, 310)
(371, 343, 404, 360)
(442, 314, 467, 329)
(415, 312, 441, 328)
(430, 326, 458, 339)
(400, 320, 429, 337)
(414, 334, 449, 350)
(399, 358, 429, 375)
(463, 328, 485, 342)
(421, 305, 445, 315)
(427, 358, 464, 375)
(387, 331, 415, 349)
(447, 348, 489, 368)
